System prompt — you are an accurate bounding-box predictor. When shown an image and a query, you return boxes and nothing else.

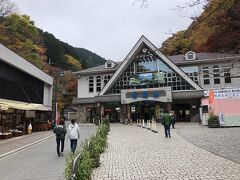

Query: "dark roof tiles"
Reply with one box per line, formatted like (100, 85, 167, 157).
(75, 53, 240, 74)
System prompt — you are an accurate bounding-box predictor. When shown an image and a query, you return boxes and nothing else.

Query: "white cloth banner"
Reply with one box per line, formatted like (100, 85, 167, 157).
(204, 88, 240, 99)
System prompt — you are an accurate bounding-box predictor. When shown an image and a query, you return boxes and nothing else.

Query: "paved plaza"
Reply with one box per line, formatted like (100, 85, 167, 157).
(177, 123, 240, 164)
(92, 123, 240, 180)
(0, 123, 96, 180)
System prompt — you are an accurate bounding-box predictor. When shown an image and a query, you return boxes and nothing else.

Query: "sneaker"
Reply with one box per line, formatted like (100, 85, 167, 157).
(60, 152, 64, 156)
(58, 154, 60, 157)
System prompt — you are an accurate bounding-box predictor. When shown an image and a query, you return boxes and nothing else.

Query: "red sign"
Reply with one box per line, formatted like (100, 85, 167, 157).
(209, 89, 215, 105)
(104, 109, 112, 112)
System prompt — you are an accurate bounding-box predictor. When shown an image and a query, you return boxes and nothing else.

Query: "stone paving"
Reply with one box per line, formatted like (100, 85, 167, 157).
(176, 123, 240, 164)
(92, 123, 240, 180)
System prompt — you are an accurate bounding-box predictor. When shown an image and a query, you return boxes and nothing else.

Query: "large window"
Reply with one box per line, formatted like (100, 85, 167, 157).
(89, 76, 94, 92)
(96, 76, 101, 92)
(0, 60, 44, 103)
(202, 67, 210, 85)
(181, 66, 199, 85)
(104, 75, 111, 85)
(213, 65, 220, 84)
(223, 67, 231, 83)
(106, 52, 194, 94)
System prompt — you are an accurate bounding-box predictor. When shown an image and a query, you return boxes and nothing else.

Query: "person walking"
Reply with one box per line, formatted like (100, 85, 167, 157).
(172, 114, 176, 129)
(68, 119, 80, 153)
(53, 119, 66, 157)
(162, 110, 172, 138)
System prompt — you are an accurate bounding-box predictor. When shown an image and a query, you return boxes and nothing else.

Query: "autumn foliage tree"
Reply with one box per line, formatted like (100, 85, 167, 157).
(161, 0, 240, 55)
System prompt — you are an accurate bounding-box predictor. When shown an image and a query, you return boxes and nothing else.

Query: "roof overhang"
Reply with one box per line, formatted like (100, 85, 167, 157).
(172, 90, 204, 99)
(73, 94, 121, 104)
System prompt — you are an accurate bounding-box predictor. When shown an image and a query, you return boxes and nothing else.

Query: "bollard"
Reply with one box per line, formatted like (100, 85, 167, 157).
(142, 119, 145, 128)
(147, 120, 151, 130)
(151, 120, 158, 133)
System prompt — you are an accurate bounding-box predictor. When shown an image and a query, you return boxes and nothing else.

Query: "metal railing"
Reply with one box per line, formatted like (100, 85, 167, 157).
(71, 151, 81, 180)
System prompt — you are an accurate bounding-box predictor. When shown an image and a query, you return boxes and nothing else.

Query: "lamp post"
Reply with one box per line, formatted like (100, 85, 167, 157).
(52, 71, 64, 128)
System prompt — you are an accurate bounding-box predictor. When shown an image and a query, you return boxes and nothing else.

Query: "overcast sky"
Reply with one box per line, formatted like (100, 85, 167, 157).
(14, 0, 203, 61)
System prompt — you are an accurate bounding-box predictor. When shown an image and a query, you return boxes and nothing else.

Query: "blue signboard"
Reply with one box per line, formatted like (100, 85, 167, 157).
(153, 91, 160, 98)
(142, 91, 148, 98)
(131, 92, 137, 99)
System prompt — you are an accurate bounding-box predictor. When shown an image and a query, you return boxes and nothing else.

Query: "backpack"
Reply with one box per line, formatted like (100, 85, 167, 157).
(55, 126, 64, 136)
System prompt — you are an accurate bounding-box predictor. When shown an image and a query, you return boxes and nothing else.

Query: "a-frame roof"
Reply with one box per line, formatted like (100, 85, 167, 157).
(99, 35, 202, 95)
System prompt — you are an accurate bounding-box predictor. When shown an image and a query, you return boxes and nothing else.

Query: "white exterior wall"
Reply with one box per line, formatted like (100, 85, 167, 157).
(43, 84, 53, 109)
(180, 60, 240, 92)
(198, 61, 240, 90)
(78, 73, 113, 98)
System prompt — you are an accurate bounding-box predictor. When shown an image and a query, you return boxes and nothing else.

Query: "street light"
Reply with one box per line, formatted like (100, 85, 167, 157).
(52, 71, 64, 128)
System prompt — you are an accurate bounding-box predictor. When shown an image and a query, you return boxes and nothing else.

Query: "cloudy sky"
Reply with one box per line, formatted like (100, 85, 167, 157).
(14, 0, 203, 61)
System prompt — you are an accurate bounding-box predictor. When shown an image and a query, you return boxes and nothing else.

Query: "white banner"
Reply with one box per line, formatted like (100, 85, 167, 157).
(204, 88, 240, 99)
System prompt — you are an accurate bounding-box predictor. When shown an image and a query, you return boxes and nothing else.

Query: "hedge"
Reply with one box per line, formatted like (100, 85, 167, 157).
(65, 119, 110, 180)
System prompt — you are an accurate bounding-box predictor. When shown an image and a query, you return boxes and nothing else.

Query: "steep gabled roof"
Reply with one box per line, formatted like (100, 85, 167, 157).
(99, 36, 202, 96)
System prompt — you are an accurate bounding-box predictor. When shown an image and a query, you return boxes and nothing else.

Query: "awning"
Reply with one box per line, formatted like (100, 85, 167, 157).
(0, 98, 51, 111)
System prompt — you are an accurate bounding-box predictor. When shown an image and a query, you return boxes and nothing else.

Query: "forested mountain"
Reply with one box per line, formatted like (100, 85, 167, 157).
(160, 0, 240, 55)
(0, 13, 106, 72)
(74, 47, 106, 68)
(0, 11, 105, 108)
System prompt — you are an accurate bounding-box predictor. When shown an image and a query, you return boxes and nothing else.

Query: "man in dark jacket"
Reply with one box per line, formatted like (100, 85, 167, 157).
(53, 119, 67, 156)
(162, 110, 172, 138)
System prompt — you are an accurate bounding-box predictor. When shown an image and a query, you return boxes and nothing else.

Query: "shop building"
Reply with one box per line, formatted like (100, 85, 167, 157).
(0, 44, 53, 138)
(73, 36, 240, 125)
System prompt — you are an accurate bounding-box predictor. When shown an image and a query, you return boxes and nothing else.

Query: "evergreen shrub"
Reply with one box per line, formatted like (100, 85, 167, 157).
(65, 121, 110, 180)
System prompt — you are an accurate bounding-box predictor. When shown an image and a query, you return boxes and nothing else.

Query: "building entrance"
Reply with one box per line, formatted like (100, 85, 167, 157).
(130, 101, 167, 122)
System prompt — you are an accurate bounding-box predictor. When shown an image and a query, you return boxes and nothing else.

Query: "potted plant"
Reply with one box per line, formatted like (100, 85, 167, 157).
(207, 111, 219, 128)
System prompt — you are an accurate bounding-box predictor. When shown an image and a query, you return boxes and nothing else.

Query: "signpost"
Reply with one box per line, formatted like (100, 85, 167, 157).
(219, 113, 224, 127)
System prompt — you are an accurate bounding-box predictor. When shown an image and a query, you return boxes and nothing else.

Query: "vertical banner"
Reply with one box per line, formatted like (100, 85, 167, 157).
(209, 89, 215, 105)
(56, 102, 60, 125)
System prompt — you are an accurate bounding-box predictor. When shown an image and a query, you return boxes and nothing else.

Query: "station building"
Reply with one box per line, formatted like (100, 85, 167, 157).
(73, 36, 240, 126)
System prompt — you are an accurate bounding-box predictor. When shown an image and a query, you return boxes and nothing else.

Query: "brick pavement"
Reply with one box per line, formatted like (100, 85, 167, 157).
(176, 123, 240, 164)
(92, 123, 240, 180)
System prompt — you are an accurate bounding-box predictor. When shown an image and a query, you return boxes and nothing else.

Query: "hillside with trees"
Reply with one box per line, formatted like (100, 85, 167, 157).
(160, 0, 240, 55)
(0, 0, 106, 109)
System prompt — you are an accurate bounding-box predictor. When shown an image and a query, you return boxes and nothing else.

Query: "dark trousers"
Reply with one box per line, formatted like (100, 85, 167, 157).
(172, 122, 175, 128)
(164, 124, 171, 137)
(56, 138, 65, 155)
(70, 139, 78, 153)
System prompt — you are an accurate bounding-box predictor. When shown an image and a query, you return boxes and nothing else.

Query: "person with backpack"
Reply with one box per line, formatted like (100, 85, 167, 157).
(162, 110, 172, 138)
(53, 119, 66, 156)
(68, 119, 80, 153)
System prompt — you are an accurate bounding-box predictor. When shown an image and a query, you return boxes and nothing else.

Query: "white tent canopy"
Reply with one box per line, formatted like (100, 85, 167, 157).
(0, 98, 51, 111)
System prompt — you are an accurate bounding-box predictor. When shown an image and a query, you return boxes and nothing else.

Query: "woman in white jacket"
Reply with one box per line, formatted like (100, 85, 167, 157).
(68, 119, 80, 153)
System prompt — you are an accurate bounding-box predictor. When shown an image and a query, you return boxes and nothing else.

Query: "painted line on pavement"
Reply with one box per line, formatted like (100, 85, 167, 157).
(0, 135, 55, 159)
